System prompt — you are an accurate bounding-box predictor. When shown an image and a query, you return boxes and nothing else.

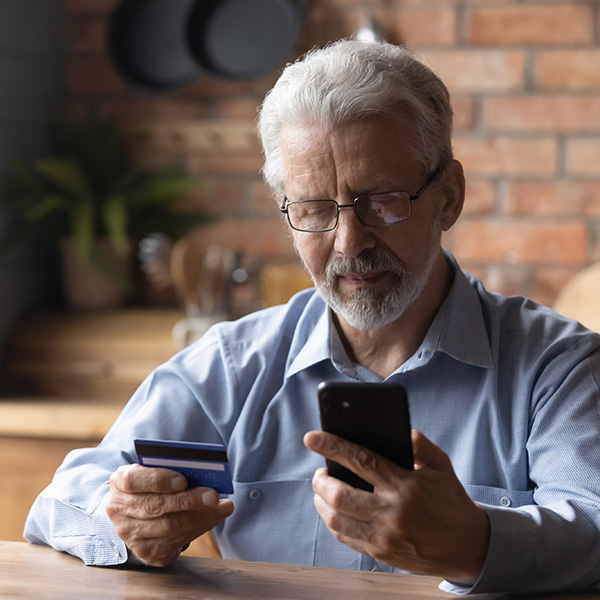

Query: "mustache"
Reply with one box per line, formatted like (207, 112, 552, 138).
(325, 250, 405, 278)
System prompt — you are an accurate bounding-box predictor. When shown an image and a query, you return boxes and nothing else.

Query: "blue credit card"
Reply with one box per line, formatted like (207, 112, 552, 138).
(134, 439, 234, 494)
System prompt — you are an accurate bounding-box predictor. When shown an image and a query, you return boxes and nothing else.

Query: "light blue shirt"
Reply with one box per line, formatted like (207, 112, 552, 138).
(24, 254, 600, 595)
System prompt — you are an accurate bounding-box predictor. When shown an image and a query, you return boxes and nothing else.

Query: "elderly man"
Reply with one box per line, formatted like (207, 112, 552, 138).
(25, 40, 600, 595)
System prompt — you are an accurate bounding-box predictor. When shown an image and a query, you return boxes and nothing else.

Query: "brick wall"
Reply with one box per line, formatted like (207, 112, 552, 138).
(62, 0, 600, 307)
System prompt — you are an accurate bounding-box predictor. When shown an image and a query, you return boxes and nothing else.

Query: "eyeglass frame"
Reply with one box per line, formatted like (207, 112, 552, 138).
(279, 165, 443, 233)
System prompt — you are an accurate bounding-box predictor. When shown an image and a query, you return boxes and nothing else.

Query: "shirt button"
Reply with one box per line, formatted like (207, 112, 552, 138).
(249, 489, 262, 500)
(499, 496, 511, 507)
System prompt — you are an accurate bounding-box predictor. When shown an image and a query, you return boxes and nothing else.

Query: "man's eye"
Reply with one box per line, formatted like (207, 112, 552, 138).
(303, 202, 332, 216)
(365, 197, 395, 214)
(368, 201, 385, 215)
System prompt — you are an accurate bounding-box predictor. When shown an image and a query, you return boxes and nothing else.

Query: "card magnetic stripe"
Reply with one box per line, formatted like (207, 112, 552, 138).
(134, 442, 228, 463)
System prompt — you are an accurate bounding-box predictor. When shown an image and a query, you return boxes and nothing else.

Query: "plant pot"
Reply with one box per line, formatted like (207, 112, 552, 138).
(60, 238, 134, 309)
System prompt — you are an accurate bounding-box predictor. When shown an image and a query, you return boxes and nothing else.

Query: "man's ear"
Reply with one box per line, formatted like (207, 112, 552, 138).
(439, 160, 465, 232)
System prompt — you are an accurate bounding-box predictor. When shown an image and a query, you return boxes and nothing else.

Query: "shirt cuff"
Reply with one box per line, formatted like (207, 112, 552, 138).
(439, 504, 537, 595)
(88, 496, 129, 566)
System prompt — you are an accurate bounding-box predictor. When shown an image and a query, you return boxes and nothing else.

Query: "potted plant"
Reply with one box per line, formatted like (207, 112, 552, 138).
(0, 111, 210, 308)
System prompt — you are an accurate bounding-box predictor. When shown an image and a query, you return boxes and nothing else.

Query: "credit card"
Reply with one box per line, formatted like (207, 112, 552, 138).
(134, 439, 234, 494)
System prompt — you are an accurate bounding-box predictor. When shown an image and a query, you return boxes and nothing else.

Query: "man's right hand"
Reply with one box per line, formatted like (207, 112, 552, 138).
(106, 464, 234, 567)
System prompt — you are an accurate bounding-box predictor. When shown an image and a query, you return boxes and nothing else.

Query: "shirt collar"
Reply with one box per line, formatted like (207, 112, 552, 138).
(284, 252, 494, 379)
(285, 297, 332, 378)
(430, 252, 495, 369)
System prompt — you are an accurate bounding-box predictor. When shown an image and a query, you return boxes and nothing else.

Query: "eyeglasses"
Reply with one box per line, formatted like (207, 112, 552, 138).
(280, 169, 440, 233)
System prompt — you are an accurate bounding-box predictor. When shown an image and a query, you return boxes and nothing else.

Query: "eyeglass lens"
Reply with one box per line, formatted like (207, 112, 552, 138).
(287, 193, 412, 232)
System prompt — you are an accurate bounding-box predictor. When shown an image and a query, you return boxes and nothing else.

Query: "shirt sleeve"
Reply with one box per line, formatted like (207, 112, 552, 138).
(23, 328, 237, 565)
(442, 338, 600, 595)
(23, 467, 128, 565)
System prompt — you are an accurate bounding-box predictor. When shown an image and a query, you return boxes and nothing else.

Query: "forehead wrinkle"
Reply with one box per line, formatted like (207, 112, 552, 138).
(280, 118, 422, 201)
(280, 124, 340, 200)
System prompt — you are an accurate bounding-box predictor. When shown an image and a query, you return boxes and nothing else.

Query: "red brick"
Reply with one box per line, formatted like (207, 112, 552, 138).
(390, 8, 457, 46)
(328, 0, 512, 5)
(186, 151, 264, 176)
(423, 50, 525, 93)
(535, 51, 600, 91)
(453, 137, 558, 176)
(64, 59, 126, 95)
(132, 120, 261, 155)
(462, 180, 497, 215)
(477, 264, 531, 297)
(593, 226, 600, 261)
(219, 99, 262, 120)
(452, 96, 476, 131)
(506, 182, 600, 216)
(466, 5, 594, 45)
(306, 4, 360, 43)
(65, 99, 211, 125)
(483, 96, 600, 133)
(183, 77, 251, 99)
(566, 139, 600, 176)
(125, 128, 185, 164)
(448, 219, 588, 266)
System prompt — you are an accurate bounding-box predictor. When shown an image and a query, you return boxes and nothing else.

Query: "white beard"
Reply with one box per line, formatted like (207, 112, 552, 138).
(313, 227, 441, 330)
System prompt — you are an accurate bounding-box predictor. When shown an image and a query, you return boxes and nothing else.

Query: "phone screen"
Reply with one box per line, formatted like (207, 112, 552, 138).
(318, 381, 413, 491)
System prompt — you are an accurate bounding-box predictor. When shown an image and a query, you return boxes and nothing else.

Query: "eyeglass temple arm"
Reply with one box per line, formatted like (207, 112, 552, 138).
(412, 163, 444, 198)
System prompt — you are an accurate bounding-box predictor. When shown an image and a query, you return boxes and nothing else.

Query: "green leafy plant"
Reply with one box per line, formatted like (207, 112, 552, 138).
(0, 111, 210, 288)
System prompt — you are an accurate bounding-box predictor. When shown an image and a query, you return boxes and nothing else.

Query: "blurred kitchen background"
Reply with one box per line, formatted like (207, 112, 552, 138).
(0, 0, 599, 548)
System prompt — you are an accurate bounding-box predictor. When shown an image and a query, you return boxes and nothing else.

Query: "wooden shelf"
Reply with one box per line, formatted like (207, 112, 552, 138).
(0, 398, 123, 440)
(2, 308, 183, 401)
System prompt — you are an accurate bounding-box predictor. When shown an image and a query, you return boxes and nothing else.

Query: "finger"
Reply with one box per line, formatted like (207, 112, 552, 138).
(107, 483, 231, 522)
(304, 430, 399, 490)
(411, 430, 453, 472)
(109, 495, 233, 544)
(111, 464, 187, 494)
(311, 466, 385, 521)
(129, 542, 183, 568)
(120, 497, 230, 539)
(108, 495, 234, 565)
(312, 491, 381, 558)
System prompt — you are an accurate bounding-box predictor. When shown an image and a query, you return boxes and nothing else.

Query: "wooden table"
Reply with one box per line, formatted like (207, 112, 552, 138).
(1, 541, 599, 600)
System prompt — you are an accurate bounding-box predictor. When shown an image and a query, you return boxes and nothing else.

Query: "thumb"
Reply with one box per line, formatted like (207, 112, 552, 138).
(411, 430, 452, 472)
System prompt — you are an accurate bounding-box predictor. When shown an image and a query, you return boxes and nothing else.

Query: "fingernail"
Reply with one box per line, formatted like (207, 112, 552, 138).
(202, 490, 218, 506)
(310, 432, 324, 450)
(170, 475, 187, 491)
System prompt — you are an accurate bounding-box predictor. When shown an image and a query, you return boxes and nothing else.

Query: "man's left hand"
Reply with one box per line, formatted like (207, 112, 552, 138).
(303, 429, 489, 585)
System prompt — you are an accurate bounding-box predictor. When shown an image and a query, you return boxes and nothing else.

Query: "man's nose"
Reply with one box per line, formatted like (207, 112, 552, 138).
(333, 205, 377, 258)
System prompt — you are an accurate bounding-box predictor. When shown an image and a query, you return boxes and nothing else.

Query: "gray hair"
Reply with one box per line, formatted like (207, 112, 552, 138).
(258, 39, 454, 195)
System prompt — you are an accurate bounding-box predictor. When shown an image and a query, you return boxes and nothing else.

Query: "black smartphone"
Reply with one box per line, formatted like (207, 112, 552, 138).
(317, 381, 413, 492)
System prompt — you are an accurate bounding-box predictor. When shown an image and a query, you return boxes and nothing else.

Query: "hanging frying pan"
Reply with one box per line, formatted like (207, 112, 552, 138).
(187, 0, 304, 81)
(108, 0, 304, 93)
(109, 0, 201, 93)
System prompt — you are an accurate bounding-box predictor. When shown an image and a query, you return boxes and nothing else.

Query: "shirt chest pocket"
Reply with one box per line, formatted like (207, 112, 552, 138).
(464, 484, 535, 509)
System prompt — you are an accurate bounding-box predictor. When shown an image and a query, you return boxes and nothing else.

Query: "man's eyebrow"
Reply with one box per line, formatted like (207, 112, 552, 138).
(286, 177, 416, 201)
(354, 179, 413, 195)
